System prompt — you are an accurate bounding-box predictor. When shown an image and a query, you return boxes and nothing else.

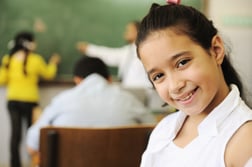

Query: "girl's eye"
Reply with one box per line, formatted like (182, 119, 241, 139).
(152, 73, 164, 82)
(177, 59, 190, 68)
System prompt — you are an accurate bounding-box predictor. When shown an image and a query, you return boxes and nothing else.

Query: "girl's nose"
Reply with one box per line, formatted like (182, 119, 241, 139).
(168, 75, 185, 95)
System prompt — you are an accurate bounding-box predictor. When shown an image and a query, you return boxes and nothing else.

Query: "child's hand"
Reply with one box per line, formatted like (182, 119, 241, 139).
(49, 53, 61, 65)
(76, 41, 89, 53)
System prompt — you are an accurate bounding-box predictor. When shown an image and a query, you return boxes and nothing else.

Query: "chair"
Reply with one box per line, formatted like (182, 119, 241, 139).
(39, 125, 154, 167)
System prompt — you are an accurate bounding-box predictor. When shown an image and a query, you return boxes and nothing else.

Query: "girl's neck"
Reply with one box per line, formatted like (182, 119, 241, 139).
(173, 114, 207, 148)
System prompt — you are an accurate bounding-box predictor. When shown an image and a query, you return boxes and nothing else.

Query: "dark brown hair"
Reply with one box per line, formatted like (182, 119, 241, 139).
(73, 56, 110, 80)
(7, 31, 34, 75)
(136, 3, 244, 99)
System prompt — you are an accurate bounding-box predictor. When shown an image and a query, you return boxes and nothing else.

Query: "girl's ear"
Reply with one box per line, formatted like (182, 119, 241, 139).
(211, 35, 225, 65)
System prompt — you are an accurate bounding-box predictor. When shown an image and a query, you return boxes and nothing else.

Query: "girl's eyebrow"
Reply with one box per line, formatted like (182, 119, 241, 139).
(147, 51, 189, 75)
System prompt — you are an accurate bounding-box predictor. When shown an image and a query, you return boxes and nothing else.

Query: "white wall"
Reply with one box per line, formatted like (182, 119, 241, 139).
(0, 88, 11, 167)
(208, 0, 252, 105)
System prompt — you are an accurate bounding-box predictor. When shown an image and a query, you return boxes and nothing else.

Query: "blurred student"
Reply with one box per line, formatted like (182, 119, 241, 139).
(0, 31, 60, 167)
(136, 2, 252, 167)
(26, 56, 156, 155)
(76, 21, 151, 88)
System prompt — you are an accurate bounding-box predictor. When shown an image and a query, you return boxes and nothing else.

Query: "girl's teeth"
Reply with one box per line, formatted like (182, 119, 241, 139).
(181, 93, 192, 101)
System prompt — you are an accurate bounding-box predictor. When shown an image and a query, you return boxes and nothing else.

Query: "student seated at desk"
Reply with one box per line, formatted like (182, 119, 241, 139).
(26, 56, 156, 155)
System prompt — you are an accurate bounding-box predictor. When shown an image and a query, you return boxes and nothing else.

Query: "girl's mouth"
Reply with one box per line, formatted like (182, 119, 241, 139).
(175, 87, 198, 104)
(180, 92, 193, 101)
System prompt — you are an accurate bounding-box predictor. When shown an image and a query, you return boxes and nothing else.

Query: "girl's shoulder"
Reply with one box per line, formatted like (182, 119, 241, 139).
(27, 52, 45, 62)
(28, 52, 42, 58)
(225, 121, 252, 167)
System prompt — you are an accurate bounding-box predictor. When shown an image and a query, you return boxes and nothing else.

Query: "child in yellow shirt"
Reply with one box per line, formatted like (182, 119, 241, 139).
(0, 31, 60, 167)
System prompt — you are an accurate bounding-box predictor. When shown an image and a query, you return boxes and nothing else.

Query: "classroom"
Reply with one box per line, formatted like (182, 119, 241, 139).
(0, 0, 252, 166)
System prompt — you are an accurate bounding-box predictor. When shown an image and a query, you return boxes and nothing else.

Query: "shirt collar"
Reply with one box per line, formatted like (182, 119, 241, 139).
(173, 84, 240, 137)
(147, 85, 240, 153)
(197, 84, 240, 136)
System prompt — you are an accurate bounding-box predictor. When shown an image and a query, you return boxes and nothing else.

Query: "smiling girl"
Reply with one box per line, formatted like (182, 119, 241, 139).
(136, 3, 252, 167)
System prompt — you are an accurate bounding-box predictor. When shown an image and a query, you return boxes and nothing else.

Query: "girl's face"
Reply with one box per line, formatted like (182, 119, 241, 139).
(138, 29, 229, 116)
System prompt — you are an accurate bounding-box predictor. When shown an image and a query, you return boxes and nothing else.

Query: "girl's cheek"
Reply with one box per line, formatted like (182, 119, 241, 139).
(156, 86, 169, 102)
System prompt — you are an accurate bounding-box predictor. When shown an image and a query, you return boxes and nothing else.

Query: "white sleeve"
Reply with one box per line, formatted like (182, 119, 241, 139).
(86, 44, 129, 66)
(26, 99, 61, 151)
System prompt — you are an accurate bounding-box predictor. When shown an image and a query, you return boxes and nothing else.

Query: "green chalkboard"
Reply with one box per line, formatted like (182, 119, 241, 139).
(0, 0, 203, 80)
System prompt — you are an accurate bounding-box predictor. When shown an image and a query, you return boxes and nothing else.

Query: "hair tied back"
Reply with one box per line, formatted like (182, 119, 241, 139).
(166, 0, 181, 5)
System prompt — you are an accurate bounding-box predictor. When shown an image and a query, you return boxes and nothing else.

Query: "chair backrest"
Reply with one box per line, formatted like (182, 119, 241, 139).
(39, 125, 154, 167)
